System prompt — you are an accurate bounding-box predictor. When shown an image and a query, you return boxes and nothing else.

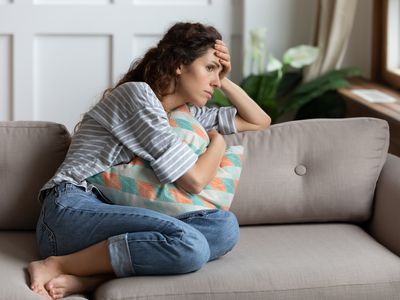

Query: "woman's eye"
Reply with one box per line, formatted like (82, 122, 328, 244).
(206, 65, 215, 71)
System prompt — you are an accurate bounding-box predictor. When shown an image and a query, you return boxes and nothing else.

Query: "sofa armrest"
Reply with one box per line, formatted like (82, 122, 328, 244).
(367, 153, 400, 256)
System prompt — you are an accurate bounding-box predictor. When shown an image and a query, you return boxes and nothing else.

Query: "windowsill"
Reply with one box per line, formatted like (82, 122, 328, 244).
(338, 77, 400, 121)
(338, 77, 400, 157)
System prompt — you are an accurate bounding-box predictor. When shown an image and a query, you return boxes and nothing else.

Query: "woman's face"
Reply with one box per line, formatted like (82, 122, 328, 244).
(175, 48, 223, 107)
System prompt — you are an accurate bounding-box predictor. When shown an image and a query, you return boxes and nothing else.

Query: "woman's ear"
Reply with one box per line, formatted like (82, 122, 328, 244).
(176, 64, 183, 75)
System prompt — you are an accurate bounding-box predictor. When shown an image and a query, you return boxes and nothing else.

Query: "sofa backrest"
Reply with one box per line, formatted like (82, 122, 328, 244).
(0, 118, 390, 229)
(225, 117, 389, 225)
(0, 121, 70, 230)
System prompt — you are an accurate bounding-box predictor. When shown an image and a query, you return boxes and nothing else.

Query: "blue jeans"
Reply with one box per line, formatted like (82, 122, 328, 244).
(36, 182, 240, 277)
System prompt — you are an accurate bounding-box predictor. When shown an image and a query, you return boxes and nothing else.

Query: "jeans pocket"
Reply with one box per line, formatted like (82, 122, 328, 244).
(36, 213, 57, 259)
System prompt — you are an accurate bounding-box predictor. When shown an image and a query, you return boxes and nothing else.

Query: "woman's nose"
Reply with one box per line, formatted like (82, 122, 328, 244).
(211, 74, 221, 88)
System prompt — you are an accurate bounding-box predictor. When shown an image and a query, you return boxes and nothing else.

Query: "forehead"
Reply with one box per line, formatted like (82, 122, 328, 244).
(195, 48, 221, 67)
(197, 48, 216, 61)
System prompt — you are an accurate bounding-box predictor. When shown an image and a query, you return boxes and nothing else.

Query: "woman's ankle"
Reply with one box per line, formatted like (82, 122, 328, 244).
(44, 256, 65, 275)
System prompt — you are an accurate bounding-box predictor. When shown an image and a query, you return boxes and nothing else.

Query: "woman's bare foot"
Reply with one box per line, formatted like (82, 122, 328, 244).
(45, 274, 113, 299)
(28, 257, 63, 299)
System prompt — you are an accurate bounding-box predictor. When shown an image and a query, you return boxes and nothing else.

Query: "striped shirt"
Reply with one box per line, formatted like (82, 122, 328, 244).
(39, 81, 237, 201)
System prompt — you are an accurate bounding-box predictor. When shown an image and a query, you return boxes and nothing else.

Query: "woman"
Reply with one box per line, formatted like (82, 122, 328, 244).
(28, 22, 271, 299)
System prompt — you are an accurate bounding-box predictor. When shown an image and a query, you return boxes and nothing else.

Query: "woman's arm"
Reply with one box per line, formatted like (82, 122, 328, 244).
(220, 77, 271, 131)
(214, 40, 271, 132)
(175, 130, 225, 194)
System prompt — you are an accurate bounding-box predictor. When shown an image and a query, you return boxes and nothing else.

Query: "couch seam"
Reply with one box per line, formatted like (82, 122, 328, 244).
(366, 122, 390, 221)
(97, 280, 400, 300)
(270, 117, 385, 129)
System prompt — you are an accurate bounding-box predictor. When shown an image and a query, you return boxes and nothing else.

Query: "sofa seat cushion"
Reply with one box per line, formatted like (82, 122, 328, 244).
(0, 232, 87, 300)
(94, 224, 400, 300)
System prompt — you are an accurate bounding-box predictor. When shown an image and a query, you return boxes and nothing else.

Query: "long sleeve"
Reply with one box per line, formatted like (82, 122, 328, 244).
(87, 82, 198, 184)
(188, 105, 237, 134)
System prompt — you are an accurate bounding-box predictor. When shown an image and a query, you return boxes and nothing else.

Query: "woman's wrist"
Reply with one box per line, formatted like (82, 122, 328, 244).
(209, 132, 226, 149)
(208, 136, 226, 166)
(220, 77, 233, 94)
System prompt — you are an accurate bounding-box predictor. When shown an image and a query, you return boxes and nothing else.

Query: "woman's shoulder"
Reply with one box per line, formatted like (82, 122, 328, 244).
(113, 81, 152, 98)
(87, 81, 164, 128)
(104, 81, 160, 109)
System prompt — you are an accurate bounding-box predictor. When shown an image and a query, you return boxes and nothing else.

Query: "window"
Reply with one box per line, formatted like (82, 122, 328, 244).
(373, 0, 400, 88)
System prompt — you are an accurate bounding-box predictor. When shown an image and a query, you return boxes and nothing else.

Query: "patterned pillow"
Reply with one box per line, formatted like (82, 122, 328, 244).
(86, 104, 244, 217)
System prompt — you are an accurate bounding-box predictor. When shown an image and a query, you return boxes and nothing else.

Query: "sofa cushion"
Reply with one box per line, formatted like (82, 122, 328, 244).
(0, 121, 70, 230)
(94, 224, 400, 300)
(0, 232, 87, 299)
(224, 117, 389, 225)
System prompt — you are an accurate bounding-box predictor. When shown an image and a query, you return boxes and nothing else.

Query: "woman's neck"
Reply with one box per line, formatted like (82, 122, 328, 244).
(160, 92, 186, 113)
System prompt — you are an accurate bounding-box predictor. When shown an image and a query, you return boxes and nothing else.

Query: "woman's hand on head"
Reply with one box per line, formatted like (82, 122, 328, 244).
(214, 40, 231, 80)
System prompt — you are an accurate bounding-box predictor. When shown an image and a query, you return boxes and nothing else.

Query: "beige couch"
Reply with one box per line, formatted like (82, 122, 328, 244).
(1, 117, 400, 300)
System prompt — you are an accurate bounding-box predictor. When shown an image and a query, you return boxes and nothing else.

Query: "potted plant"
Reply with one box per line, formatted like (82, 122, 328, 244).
(211, 28, 363, 124)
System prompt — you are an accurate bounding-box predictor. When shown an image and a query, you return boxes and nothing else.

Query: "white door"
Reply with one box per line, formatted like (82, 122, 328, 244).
(0, 0, 243, 132)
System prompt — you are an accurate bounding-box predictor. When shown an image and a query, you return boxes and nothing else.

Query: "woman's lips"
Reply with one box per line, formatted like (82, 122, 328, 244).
(204, 91, 213, 99)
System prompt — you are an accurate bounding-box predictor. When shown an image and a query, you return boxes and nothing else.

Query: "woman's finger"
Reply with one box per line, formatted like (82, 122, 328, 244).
(219, 58, 231, 75)
(214, 43, 229, 55)
(214, 40, 231, 77)
(215, 51, 230, 62)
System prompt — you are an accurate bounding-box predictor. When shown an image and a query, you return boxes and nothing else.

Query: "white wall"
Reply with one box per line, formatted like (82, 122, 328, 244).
(0, 0, 373, 131)
(0, 0, 238, 132)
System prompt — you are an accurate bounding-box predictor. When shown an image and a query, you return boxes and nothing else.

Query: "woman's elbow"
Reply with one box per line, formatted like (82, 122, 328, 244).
(259, 115, 271, 130)
(178, 182, 204, 194)
(186, 184, 203, 194)
(175, 173, 204, 194)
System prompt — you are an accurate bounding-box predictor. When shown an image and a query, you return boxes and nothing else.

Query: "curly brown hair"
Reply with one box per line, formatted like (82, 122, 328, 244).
(74, 22, 222, 133)
(104, 22, 222, 99)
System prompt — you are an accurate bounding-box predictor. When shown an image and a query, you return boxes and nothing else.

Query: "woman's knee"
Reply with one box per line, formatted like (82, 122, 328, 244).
(174, 228, 210, 274)
(179, 209, 240, 260)
(219, 210, 240, 252)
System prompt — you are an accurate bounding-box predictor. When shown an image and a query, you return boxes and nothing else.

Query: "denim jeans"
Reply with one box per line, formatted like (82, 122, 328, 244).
(36, 182, 240, 277)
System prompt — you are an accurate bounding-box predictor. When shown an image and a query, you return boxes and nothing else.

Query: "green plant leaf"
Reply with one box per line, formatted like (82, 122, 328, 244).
(293, 67, 363, 96)
(295, 90, 346, 120)
(276, 71, 303, 98)
(259, 71, 281, 107)
(208, 89, 231, 107)
(240, 72, 281, 122)
(282, 78, 350, 113)
(257, 72, 282, 123)
(241, 72, 281, 102)
(279, 67, 363, 115)
(240, 74, 263, 100)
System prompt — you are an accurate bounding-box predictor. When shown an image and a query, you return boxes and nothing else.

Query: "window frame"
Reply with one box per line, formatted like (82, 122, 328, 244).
(373, 0, 400, 88)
